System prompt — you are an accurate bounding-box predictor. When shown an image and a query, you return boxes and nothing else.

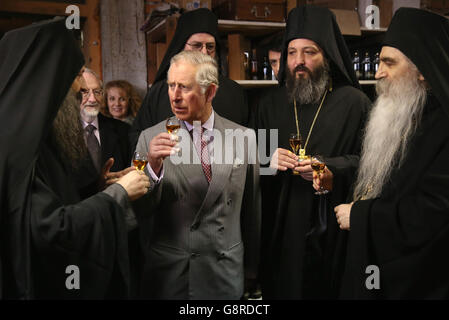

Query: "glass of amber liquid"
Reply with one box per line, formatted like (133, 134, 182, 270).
(133, 151, 148, 171)
(166, 116, 181, 135)
(311, 155, 328, 195)
(289, 133, 302, 175)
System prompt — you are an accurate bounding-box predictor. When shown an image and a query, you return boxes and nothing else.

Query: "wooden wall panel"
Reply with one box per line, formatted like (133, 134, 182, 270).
(100, 0, 147, 97)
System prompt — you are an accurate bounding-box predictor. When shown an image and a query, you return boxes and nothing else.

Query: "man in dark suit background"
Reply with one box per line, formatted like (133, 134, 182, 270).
(75, 68, 132, 199)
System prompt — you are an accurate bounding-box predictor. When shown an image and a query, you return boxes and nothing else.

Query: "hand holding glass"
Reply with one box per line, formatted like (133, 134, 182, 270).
(289, 133, 302, 175)
(311, 155, 329, 195)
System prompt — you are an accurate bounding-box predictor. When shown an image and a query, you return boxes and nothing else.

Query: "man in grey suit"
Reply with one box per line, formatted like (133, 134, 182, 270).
(133, 50, 261, 299)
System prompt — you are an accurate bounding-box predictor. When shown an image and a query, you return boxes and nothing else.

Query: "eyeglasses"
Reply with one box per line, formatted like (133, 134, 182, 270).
(80, 88, 103, 99)
(186, 42, 216, 53)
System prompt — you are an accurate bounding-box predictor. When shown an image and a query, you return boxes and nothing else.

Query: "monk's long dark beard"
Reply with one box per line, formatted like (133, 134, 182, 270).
(286, 59, 330, 105)
(51, 89, 87, 170)
(353, 65, 427, 201)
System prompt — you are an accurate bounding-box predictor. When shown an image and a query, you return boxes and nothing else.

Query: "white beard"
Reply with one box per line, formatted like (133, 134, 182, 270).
(353, 68, 427, 201)
(81, 105, 100, 122)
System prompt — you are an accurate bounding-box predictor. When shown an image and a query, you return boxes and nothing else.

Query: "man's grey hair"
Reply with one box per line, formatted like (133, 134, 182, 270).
(169, 50, 219, 93)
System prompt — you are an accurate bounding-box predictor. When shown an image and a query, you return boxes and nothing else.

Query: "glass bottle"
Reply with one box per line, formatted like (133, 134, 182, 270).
(362, 51, 373, 80)
(353, 51, 362, 80)
(250, 49, 258, 80)
(262, 56, 269, 80)
(373, 52, 380, 75)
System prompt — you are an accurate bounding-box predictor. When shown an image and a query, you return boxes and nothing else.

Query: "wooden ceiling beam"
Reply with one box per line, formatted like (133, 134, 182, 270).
(0, 0, 89, 17)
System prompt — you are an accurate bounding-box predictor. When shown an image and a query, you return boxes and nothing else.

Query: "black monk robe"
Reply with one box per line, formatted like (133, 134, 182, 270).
(255, 5, 372, 299)
(340, 8, 449, 299)
(30, 143, 130, 299)
(256, 85, 371, 299)
(0, 18, 130, 299)
(341, 95, 449, 299)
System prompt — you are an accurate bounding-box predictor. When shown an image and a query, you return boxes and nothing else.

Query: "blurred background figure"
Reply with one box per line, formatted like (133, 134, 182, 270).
(75, 69, 132, 200)
(267, 34, 283, 80)
(102, 80, 142, 125)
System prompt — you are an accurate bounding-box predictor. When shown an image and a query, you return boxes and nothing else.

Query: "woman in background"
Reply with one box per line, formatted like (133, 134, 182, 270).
(103, 80, 142, 125)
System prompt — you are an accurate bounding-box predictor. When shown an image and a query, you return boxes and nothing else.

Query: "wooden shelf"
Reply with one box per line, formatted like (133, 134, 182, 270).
(235, 80, 278, 88)
(146, 18, 167, 42)
(146, 17, 386, 41)
(146, 14, 179, 43)
(218, 19, 285, 37)
(360, 27, 388, 33)
(235, 80, 376, 88)
(359, 80, 377, 85)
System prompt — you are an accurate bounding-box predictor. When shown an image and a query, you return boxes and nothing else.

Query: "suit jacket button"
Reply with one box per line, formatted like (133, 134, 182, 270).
(191, 253, 199, 258)
(227, 199, 232, 206)
(190, 223, 199, 231)
(218, 252, 226, 260)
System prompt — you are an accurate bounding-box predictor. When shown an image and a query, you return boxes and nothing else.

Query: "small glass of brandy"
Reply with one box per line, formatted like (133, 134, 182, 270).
(289, 133, 302, 175)
(311, 155, 328, 195)
(166, 116, 181, 136)
(133, 151, 148, 171)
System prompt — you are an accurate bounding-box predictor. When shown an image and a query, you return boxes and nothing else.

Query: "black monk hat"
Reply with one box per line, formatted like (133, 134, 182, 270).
(154, 8, 220, 83)
(278, 5, 359, 89)
(383, 7, 449, 119)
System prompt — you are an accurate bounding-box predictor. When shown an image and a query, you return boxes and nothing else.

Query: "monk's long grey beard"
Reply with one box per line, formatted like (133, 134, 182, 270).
(353, 67, 427, 200)
(52, 88, 87, 170)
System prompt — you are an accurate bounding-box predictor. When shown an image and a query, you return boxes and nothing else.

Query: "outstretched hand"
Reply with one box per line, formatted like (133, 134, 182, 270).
(312, 166, 333, 191)
(99, 157, 135, 190)
(270, 148, 299, 172)
(116, 169, 151, 201)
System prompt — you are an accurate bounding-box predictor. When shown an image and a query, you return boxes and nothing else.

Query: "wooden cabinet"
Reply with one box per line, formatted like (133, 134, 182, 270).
(214, 0, 286, 22)
(0, 0, 102, 77)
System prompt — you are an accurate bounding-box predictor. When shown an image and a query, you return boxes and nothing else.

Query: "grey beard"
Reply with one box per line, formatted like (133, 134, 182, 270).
(51, 89, 87, 170)
(286, 61, 330, 105)
(81, 106, 100, 123)
(353, 69, 427, 201)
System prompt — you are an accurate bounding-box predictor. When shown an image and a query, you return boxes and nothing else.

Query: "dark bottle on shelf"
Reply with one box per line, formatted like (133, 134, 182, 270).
(362, 52, 374, 80)
(373, 52, 380, 76)
(353, 51, 362, 80)
(250, 49, 258, 80)
(262, 56, 269, 80)
(243, 51, 250, 80)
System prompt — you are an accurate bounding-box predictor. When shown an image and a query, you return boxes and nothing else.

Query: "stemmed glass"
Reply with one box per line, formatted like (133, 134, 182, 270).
(311, 155, 329, 195)
(133, 151, 148, 171)
(166, 116, 181, 135)
(289, 133, 302, 175)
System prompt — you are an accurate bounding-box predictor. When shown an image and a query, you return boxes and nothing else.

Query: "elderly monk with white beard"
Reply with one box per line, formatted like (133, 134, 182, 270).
(331, 8, 449, 299)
